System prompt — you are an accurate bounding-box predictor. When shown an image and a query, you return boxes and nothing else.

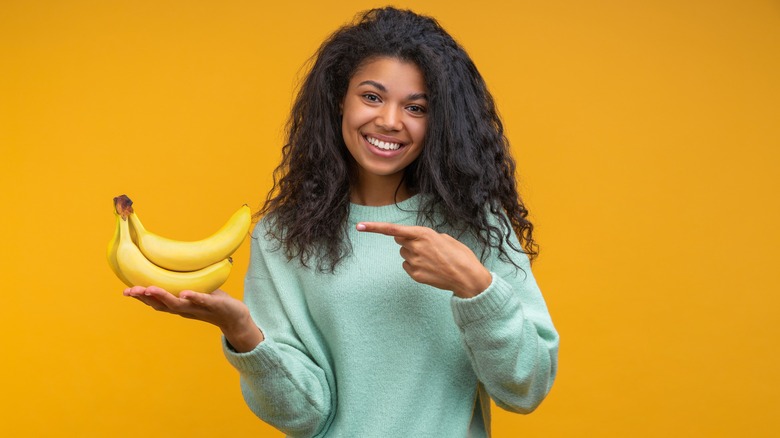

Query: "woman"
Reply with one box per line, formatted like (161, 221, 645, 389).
(125, 7, 559, 437)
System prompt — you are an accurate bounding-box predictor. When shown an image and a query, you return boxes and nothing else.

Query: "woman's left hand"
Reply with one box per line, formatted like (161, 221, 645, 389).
(357, 222, 492, 298)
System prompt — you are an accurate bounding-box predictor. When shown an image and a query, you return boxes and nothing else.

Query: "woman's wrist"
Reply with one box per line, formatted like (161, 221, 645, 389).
(452, 267, 492, 299)
(221, 313, 265, 353)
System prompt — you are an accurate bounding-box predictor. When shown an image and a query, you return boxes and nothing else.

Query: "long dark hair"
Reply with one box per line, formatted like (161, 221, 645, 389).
(258, 6, 538, 272)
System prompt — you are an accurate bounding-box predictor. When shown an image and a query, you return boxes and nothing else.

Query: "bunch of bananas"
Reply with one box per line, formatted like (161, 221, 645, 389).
(107, 194, 252, 296)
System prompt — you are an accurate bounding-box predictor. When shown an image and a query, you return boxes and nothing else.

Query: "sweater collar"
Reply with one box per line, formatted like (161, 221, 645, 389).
(348, 194, 422, 224)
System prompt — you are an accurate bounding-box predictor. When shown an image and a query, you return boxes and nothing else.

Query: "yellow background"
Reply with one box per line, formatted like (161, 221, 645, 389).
(1, 0, 778, 436)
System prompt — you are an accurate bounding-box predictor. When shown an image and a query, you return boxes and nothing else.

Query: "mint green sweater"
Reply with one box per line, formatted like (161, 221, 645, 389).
(223, 196, 559, 437)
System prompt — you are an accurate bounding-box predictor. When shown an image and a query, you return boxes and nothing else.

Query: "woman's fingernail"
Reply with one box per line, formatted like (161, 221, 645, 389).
(356, 223, 366, 231)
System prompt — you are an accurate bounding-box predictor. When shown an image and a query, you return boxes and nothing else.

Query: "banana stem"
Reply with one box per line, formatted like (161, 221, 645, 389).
(113, 194, 134, 219)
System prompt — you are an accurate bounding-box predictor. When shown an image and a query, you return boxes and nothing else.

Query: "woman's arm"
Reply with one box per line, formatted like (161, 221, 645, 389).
(451, 260, 559, 413)
(356, 220, 559, 413)
(223, 225, 335, 437)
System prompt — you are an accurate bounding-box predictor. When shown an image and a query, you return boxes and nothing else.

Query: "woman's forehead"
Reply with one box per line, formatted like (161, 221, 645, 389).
(349, 57, 426, 92)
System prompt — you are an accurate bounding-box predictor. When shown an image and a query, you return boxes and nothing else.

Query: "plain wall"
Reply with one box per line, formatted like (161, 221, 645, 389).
(1, 0, 778, 436)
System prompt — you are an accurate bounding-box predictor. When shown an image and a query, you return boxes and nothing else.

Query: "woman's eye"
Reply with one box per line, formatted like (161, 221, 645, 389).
(362, 94, 380, 102)
(407, 105, 426, 114)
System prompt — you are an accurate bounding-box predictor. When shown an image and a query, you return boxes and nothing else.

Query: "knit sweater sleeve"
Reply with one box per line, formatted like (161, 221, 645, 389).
(450, 229, 559, 414)
(221, 223, 334, 437)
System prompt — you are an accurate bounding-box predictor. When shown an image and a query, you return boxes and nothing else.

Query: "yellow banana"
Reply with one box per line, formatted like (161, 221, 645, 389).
(114, 211, 233, 296)
(129, 204, 251, 272)
(107, 211, 133, 288)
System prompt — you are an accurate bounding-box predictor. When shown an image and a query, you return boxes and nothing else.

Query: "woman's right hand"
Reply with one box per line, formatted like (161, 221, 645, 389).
(124, 286, 264, 352)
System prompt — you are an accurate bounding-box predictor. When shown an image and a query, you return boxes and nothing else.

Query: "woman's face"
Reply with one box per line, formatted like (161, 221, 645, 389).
(340, 57, 428, 196)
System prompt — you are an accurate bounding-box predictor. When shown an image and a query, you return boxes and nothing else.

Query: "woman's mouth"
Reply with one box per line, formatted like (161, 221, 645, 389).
(365, 135, 403, 151)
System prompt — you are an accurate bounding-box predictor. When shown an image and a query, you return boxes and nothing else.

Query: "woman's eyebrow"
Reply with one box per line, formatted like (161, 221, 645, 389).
(358, 80, 428, 101)
(407, 92, 428, 101)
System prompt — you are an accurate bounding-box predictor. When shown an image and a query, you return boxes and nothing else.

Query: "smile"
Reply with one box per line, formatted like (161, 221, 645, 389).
(365, 135, 403, 151)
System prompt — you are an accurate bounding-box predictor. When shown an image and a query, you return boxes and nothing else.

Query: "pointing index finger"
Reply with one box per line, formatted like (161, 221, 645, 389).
(356, 222, 421, 239)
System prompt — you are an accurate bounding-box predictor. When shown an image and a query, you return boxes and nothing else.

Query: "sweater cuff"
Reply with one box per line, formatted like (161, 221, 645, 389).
(451, 273, 514, 327)
(222, 335, 279, 374)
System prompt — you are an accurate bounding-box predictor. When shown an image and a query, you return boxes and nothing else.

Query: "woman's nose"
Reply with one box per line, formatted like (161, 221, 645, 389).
(376, 105, 403, 131)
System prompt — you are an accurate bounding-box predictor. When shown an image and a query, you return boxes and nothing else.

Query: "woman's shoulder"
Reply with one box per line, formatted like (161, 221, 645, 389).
(251, 214, 272, 234)
(248, 214, 286, 254)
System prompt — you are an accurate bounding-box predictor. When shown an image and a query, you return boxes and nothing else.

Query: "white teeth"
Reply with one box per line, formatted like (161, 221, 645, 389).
(366, 136, 401, 151)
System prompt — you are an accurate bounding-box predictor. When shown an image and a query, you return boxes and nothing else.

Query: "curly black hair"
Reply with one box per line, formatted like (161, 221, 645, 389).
(258, 6, 538, 272)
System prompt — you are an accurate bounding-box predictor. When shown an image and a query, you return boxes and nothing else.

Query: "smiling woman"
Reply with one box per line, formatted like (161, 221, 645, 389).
(124, 6, 558, 437)
(340, 57, 428, 205)
(1, 0, 777, 434)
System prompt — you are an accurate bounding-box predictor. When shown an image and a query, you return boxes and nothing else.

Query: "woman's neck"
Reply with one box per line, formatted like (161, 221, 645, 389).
(350, 174, 414, 206)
